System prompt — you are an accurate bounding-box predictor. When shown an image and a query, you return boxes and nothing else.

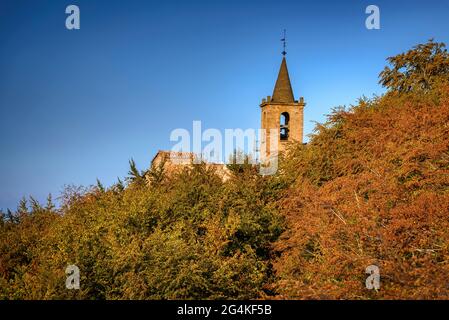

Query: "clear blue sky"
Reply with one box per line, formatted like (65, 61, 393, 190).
(1, 0, 448, 210)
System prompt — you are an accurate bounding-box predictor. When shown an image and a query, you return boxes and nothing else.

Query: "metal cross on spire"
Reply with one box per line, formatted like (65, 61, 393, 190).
(281, 29, 287, 56)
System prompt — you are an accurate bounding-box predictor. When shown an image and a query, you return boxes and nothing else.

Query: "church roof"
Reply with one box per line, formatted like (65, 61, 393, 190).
(271, 57, 295, 103)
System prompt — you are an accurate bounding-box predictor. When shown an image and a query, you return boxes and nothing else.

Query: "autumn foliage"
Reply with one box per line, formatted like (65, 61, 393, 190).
(1, 40, 448, 299)
(272, 84, 449, 299)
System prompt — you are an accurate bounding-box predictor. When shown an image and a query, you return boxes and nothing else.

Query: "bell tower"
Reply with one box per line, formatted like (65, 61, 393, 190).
(260, 54, 305, 158)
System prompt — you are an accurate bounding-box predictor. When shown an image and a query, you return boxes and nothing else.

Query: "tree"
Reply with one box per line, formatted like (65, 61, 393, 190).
(379, 39, 449, 93)
(146, 157, 166, 185)
(0, 210, 4, 228)
(17, 197, 28, 216)
(29, 196, 42, 213)
(45, 194, 55, 211)
(272, 79, 449, 299)
(114, 177, 125, 192)
(6, 209, 15, 223)
(127, 159, 145, 185)
(96, 179, 105, 193)
(226, 150, 256, 176)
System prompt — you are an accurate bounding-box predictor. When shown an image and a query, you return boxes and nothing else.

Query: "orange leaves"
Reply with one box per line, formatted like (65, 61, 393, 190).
(273, 85, 449, 299)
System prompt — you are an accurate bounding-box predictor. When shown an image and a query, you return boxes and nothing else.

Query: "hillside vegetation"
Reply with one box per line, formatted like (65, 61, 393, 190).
(1, 40, 448, 299)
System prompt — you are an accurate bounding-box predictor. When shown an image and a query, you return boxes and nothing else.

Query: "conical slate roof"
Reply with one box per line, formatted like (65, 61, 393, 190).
(271, 57, 295, 103)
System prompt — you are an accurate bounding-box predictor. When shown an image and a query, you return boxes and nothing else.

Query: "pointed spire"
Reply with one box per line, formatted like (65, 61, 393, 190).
(272, 57, 295, 103)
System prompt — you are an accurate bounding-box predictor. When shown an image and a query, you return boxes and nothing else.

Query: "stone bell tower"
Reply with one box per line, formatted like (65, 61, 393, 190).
(260, 55, 305, 158)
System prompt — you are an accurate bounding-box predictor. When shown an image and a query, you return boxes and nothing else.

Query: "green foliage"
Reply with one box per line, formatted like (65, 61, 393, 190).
(379, 39, 449, 93)
(45, 194, 55, 211)
(127, 159, 146, 186)
(96, 179, 105, 193)
(0, 156, 284, 299)
(17, 197, 28, 216)
(146, 157, 166, 186)
(1, 40, 448, 300)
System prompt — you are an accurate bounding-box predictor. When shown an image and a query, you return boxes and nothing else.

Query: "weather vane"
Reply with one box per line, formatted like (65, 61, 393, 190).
(281, 29, 287, 56)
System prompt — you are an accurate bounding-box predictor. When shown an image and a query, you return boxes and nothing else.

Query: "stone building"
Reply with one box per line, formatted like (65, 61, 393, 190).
(150, 54, 305, 175)
(150, 150, 231, 181)
(260, 56, 305, 158)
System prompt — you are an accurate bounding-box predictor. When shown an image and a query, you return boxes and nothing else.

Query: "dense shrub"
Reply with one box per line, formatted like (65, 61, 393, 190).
(0, 163, 282, 299)
(272, 84, 449, 299)
(1, 40, 448, 299)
